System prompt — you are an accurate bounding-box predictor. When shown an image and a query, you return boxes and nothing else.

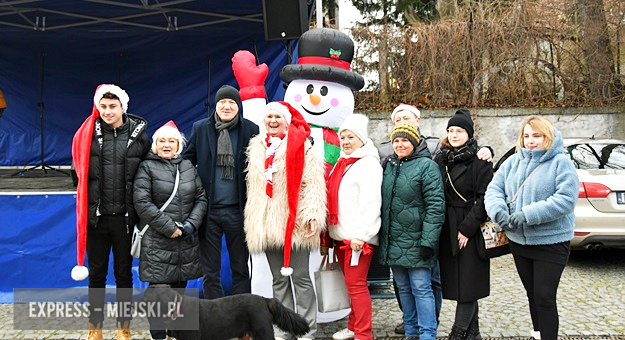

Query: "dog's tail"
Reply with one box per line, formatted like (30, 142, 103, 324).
(266, 297, 310, 336)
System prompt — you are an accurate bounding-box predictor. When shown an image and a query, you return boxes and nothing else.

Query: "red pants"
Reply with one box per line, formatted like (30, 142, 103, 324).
(335, 245, 374, 340)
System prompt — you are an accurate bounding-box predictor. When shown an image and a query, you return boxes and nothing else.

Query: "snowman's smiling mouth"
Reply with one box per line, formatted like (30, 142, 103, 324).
(301, 106, 330, 116)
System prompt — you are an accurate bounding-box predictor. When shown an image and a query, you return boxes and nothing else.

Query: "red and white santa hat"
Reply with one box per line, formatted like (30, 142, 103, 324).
(264, 101, 292, 125)
(391, 103, 420, 121)
(271, 101, 311, 276)
(93, 84, 130, 113)
(152, 120, 180, 140)
(151, 120, 185, 156)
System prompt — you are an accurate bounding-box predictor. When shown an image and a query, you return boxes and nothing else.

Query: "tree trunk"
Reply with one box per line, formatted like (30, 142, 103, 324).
(379, 24, 389, 103)
(327, 0, 337, 27)
(378, 2, 389, 104)
(576, 0, 615, 100)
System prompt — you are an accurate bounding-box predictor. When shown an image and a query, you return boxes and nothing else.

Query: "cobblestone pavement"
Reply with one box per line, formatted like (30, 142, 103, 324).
(1, 249, 623, 339)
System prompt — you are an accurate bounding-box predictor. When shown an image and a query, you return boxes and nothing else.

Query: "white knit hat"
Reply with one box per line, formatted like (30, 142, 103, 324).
(93, 84, 129, 113)
(339, 113, 369, 144)
(391, 103, 420, 121)
(264, 101, 292, 125)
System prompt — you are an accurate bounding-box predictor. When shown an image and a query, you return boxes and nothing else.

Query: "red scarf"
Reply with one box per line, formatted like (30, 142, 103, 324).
(264, 132, 286, 197)
(326, 157, 359, 225)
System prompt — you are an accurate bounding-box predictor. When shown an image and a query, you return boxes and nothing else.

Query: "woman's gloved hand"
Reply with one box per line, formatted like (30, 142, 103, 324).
(179, 221, 197, 243)
(494, 211, 510, 230)
(509, 211, 527, 230)
(420, 246, 434, 260)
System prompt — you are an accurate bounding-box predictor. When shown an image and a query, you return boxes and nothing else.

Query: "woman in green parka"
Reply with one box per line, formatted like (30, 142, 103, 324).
(379, 123, 446, 340)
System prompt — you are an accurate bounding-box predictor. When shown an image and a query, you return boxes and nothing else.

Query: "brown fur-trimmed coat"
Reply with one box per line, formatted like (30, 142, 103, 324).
(244, 135, 327, 254)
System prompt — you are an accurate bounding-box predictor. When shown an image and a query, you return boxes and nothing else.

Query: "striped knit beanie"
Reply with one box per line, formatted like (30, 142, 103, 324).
(390, 123, 421, 149)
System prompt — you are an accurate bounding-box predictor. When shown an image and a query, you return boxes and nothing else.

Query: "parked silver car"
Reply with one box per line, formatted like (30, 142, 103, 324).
(495, 138, 625, 250)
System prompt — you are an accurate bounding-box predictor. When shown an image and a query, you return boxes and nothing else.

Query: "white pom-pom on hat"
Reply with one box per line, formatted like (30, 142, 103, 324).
(71, 265, 89, 281)
(280, 267, 294, 277)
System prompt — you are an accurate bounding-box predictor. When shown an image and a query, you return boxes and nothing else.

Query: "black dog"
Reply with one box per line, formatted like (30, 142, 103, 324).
(140, 285, 309, 340)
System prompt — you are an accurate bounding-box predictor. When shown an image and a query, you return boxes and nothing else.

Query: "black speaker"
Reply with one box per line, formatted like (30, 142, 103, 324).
(262, 0, 309, 41)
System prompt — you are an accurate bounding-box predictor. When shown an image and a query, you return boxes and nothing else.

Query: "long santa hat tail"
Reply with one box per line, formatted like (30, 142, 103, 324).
(276, 101, 310, 276)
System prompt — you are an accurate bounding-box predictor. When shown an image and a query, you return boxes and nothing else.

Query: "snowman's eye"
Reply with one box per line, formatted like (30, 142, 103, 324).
(320, 86, 328, 96)
(306, 84, 314, 94)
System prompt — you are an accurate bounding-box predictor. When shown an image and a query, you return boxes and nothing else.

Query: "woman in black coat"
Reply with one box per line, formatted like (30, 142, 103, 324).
(133, 120, 207, 340)
(434, 110, 493, 340)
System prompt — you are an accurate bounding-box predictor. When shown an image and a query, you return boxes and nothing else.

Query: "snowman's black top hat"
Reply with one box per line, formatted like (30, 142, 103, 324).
(280, 28, 365, 91)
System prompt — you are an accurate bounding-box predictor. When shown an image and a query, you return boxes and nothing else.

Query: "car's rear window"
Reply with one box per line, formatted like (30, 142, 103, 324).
(566, 143, 625, 170)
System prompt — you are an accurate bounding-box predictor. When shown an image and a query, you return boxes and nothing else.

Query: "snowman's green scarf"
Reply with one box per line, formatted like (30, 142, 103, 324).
(310, 123, 341, 176)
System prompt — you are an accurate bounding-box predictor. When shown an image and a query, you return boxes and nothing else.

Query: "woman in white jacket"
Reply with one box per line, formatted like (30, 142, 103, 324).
(328, 114, 383, 340)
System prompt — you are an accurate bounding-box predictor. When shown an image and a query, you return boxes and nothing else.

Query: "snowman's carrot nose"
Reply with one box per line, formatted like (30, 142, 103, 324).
(309, 94, 321, 105)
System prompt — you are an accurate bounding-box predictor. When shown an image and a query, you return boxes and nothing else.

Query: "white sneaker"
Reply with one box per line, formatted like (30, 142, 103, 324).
(530, 330, 541, 339)
(275, 338, 286, 340)
(332, 328, 355, 340)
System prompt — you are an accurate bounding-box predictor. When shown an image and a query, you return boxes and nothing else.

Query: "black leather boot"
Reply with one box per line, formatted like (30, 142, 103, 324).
(448, 326, 468, 340)
(394, 322, 405, 335)
(467, 318, 482, 340)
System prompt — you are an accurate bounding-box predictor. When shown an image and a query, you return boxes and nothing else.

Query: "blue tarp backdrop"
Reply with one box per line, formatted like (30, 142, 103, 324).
(0, 1, 306, 302)
(0, 1, 295, 165)
(0, 193, 235, 303)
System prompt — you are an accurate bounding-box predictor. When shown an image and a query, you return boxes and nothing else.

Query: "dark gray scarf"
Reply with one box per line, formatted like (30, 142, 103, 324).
(214, 113, 240, 180)
(441, 137, 479, 166)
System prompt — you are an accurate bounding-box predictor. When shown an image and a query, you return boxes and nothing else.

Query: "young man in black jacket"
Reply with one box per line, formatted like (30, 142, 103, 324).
(72, 84, 150, 340)
(185, 85, 259, 299)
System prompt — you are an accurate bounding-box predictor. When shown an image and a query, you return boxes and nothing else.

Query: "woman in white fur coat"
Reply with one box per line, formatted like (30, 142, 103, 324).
(327, 114, 382, 340)
(244, 101, 327, 340)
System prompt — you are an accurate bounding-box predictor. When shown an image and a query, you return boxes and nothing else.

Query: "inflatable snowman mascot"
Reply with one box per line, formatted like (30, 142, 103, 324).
(232, 28, 364, 321)
(233, 28, 364, 173)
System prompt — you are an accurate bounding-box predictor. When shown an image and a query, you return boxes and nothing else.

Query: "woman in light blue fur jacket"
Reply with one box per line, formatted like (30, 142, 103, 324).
(485, 116, 578, 340)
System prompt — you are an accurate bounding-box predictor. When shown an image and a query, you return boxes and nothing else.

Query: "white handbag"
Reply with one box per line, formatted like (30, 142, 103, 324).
(314, 252, 350, 313)
(130, 166, 179, 258)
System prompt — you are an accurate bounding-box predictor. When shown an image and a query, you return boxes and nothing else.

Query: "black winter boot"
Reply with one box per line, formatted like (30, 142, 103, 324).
(467, 318, 482, 340)
(395, 321, 406, 335)
(448, 326, 468, 340)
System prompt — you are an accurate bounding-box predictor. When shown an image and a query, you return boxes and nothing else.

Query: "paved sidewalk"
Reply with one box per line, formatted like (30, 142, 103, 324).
(1, 249, 624, 339)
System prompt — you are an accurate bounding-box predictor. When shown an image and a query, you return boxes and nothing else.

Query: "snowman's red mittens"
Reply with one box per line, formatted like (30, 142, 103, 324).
(232, 50, 268, 101)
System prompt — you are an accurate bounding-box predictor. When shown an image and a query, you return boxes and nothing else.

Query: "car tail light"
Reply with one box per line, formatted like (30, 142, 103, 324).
(578, 182, 611, 198)
(574, 231, 590, 236)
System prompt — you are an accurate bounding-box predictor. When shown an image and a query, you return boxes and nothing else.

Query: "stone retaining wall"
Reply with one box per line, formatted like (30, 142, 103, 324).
(361, 106, 625, 162)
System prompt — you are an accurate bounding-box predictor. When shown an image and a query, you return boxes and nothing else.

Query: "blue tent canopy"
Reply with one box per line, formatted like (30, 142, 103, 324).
(0, 0, 303, 165)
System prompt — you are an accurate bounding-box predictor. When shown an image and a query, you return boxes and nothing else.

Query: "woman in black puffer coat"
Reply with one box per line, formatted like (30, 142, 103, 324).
(133, 121, 207, 340)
